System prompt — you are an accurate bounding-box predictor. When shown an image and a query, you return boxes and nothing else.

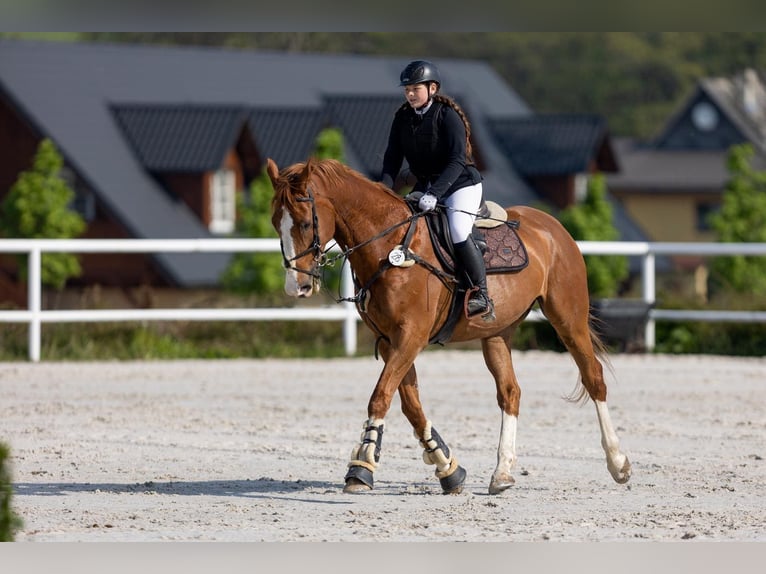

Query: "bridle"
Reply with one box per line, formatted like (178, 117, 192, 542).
(279, 186, 325, 281)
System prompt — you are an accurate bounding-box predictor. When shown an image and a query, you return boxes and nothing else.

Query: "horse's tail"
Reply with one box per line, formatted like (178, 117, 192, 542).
(564, 311, 614, 405)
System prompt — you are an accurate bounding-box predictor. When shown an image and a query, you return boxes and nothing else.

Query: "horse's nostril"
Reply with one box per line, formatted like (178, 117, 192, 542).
(298, 284, 313, 297)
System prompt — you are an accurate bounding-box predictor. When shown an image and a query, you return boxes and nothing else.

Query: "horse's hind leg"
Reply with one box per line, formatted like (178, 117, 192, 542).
(542, 297, 631, 484)
(482, 332, 522, 495)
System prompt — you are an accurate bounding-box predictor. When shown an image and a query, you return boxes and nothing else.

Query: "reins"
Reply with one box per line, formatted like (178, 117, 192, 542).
(279, 186, 494, 309)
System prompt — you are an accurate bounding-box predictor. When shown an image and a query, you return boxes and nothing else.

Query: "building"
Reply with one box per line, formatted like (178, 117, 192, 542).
(0, 39, 629, 293)
(608, 68, 766, 246)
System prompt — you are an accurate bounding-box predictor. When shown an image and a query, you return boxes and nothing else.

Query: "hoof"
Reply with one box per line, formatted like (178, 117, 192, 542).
(439, 465, 467, 495)
(488, 472, 515, 495)
(609, 456, 632, 484)
(344, 465, 374, 493)
(343, 477, 373, 494)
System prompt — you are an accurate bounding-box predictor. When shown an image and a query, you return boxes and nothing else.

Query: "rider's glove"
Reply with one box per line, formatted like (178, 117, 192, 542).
(418, 193, 438, 212)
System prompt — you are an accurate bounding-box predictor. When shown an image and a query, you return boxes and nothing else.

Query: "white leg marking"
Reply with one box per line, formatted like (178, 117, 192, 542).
(279, 211, 302, 296)
(595, 400, 629, 479)
(496, 412, 517, 475)
(489, 412, 517, 493)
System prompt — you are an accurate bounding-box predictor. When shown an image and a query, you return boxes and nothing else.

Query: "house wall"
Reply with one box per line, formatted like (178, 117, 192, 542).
(160, 172, 206, 219)
(0, 92, 42, 197)
(612, 190, 718, 243)
(161, 149, 244, 229)
(529, 175, 574, 209)
(0, 94, 169, 292)
(77, 205, 167, 288)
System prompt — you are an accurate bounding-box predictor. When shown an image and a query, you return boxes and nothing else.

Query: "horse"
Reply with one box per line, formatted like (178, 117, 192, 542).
(267, 157, 631, 495)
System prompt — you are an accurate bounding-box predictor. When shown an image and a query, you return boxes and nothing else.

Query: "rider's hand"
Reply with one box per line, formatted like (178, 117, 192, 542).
(418, 193, 437, 212)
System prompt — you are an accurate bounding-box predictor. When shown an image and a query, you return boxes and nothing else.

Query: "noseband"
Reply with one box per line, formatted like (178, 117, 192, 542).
(280, 186, 326, 280)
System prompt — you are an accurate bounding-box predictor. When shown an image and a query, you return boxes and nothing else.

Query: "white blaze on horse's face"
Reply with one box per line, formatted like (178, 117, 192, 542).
(279, 210, 302, 297)
(279, 210, 315, 297)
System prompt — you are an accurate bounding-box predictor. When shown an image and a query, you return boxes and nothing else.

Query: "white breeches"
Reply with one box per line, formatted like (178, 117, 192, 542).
(443, 182, 483, 244)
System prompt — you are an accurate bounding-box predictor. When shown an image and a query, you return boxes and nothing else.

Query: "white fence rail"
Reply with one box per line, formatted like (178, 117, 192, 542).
(1, 238, 765, 362)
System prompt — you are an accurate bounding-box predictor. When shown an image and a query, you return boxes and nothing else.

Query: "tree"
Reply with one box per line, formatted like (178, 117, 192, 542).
(558, 173, 629, 298)
(221, 127, 346, 295)
(0, 139, 86, 290)
(708, 144, 766, 294)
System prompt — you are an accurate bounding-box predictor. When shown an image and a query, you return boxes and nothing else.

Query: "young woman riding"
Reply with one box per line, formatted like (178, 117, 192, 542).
(380, 59, 495, 321)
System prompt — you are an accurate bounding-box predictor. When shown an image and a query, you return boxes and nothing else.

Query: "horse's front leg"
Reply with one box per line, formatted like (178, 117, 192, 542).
(397, 364, 467, 494)
(343, 338, 466, 494)
(343, 340, 419, 494)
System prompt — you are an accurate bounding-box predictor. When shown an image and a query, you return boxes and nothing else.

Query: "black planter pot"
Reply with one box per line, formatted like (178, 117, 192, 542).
(590, 298, 654, 352)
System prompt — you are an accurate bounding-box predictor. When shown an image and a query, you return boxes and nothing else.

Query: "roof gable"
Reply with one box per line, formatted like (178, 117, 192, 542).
(112, 104, 251, 172)
(653, 70, 766, 154)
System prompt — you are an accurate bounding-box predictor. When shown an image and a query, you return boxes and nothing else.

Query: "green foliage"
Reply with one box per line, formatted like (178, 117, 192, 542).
(1, 442, 23, 541)
(708, 144, 766, 295)
(313, 127, 346, 162)
(655, 321, 766, 356)
(220, 169, 285, 294)
(0, 139, 86, 290)
(558, 174, 629, 298)
(0, 320, 355, 361)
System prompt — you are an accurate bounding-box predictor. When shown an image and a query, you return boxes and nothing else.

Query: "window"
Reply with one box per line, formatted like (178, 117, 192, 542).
(61, 165, 96, 222)
(696, 202, 719, 231)
(574, 173, 589, 203)
(691, 102, 719, 132)
(210, 169, 236, 234)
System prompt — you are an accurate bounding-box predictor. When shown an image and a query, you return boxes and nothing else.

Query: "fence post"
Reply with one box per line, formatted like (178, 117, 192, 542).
(642, 252, 656, 351)
(28, 247, 42, 363)
(341, 261, 357, 356)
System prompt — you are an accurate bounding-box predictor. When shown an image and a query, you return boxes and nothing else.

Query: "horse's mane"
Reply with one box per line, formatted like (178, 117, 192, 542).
(273, 159, 404, 209)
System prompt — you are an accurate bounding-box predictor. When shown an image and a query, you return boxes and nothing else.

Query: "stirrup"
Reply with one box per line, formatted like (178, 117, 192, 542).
(466, 291, 495, 322)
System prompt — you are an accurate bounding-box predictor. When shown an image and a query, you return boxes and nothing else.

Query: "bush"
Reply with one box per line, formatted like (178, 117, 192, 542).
(558, 173, 629, 298)
(0, 442, 22, 541)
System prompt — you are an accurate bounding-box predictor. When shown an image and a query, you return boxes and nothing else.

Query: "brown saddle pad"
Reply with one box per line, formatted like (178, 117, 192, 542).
(427, 208, 529, 275)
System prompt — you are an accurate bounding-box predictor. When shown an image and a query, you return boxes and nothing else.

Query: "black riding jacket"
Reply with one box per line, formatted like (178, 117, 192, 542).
(381, 100, 481, 199)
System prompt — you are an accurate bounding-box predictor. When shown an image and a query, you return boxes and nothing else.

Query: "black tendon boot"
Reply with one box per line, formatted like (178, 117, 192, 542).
(453, 239, 495, 321)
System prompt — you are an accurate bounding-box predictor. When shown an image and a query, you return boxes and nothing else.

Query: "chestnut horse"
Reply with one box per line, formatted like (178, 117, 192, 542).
(267, 157, 631, 495)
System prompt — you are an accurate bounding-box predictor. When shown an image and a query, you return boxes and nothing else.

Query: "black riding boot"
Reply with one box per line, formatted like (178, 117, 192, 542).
(453, 239, 495, 322)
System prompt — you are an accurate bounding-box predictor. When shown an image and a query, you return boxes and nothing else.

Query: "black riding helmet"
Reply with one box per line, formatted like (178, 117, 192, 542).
(399, 60, 441, 87)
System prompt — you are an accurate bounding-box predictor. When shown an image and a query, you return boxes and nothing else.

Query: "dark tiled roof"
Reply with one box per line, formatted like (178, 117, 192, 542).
(112, 104, 250, 172)
(491, 114, 611, 177)
(0, 40, 539, 286)
(249, 107, 327, 168)
(324, 94, 402, 177)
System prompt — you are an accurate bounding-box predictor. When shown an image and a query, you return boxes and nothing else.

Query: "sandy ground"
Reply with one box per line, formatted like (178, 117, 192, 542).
(1, 349, 765, 542)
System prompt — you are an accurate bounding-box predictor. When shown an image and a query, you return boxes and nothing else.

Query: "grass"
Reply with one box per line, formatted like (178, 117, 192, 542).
(0, 321, 371, 362)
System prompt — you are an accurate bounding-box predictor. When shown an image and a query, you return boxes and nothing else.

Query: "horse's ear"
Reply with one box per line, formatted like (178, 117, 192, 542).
(298, 157, 315, 188)
(266, 158, 280, 187)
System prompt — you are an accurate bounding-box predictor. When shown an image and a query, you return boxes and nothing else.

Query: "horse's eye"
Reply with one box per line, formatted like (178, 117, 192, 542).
(299, 221, 312, 232)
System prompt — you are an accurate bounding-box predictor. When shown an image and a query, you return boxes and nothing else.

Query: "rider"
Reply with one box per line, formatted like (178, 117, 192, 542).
(380, 59, 495, 321)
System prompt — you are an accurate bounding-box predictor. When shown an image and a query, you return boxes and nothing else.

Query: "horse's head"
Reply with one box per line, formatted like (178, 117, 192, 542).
(267, 157, 336, 298)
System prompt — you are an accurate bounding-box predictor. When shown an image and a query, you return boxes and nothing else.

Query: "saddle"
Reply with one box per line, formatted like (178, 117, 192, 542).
(425, 200, 529, 276)
(402, 194, 529, 345)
